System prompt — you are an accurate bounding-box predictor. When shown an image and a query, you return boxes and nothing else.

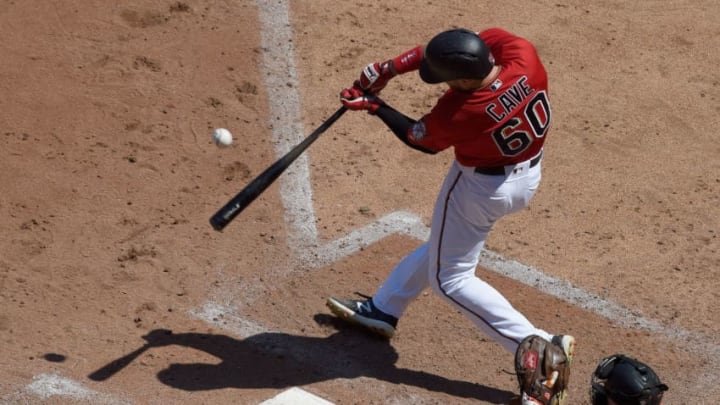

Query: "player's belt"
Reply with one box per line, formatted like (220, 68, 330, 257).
(474, 151, 543, 176)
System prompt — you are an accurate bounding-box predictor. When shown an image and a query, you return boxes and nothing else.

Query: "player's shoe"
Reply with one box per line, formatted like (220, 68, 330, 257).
(326, 294, 398, 339)
(549, 334, 576, 405)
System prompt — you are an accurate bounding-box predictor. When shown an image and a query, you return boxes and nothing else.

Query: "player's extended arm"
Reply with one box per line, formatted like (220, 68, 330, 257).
(339, 86, 436, 155)
(374, 104, 436, 154)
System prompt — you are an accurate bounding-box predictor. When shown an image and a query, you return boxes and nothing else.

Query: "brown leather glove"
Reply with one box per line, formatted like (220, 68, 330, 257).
(514, 335, 570, 405)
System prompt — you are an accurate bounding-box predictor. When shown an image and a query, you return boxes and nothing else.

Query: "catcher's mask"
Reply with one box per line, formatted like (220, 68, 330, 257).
(419, 28, 494, 84)
(590, 354, 668, 405)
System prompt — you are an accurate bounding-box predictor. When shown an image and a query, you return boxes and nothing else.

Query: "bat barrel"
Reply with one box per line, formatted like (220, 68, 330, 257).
(209, 106, 347, 231)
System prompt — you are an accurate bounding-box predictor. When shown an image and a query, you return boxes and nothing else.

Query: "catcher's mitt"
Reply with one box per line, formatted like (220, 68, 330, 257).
(514, 335, 570, 405)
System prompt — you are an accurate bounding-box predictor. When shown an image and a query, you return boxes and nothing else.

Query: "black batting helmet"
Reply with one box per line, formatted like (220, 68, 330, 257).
(419, 28, 495, 84)
(590, 354, 669, 405)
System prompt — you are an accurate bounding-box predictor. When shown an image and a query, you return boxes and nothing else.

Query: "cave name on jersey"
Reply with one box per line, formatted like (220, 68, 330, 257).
(485, 76, 534, 123)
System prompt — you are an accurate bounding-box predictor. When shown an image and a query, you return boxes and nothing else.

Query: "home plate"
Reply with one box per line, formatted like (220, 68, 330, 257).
(259, 387, 334, 404)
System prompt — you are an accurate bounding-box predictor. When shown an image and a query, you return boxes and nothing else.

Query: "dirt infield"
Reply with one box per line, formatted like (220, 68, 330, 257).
(1, 1, 718, 404)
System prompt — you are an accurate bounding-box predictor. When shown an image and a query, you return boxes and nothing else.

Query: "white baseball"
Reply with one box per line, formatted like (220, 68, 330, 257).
(212, 128, 233, 147)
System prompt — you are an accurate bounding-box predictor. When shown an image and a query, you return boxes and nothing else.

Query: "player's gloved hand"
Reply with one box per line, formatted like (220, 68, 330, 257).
(339, 84, 384, 114)
(358, 61, 395, 94)
(357, 45, 424, 94)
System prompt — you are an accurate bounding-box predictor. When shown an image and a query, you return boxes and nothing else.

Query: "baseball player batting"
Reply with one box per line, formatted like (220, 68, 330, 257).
(326, 28, 576, 404)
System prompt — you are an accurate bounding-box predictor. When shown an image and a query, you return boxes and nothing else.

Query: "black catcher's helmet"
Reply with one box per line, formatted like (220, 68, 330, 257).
(419, 28, 495, 84)
(590, 354, 669, 405)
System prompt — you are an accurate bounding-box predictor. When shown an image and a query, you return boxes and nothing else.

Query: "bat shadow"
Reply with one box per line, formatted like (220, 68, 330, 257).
(89, 315, 514, 403)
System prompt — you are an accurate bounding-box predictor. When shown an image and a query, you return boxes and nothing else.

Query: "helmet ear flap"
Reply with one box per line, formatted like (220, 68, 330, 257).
(590, 355, 623, 405)
(589, 381, 608, 405)
(596, 354, 624, 378)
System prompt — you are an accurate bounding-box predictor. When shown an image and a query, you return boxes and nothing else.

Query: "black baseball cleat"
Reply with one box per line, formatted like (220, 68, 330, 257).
(326, 294, 398, 338)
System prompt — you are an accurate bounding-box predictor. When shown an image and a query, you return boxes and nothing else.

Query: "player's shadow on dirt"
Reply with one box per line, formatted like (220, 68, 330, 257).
(89, 315, 513, 403)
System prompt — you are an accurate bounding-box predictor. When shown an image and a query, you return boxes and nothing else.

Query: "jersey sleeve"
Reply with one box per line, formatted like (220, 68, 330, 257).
(405, 118, 449, 152)
(408, 92, 472, 152)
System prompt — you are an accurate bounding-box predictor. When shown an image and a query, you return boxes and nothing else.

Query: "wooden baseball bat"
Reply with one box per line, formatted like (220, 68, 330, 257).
(209, 106, 347, 231)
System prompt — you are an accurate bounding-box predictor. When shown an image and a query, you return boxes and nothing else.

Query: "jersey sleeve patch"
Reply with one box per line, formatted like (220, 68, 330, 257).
(409, 121, 427, 143)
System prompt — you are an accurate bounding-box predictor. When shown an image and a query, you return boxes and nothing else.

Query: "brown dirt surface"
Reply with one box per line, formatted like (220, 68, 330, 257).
(1, 0, 718, 404)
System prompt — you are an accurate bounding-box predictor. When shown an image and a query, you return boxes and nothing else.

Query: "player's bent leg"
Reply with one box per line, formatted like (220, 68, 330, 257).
(372, 243, 431, 317)
(432, 274, 553, 352)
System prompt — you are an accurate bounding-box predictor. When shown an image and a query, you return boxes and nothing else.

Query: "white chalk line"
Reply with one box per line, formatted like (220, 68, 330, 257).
(256, 0, 319, 251)
(4, 373, 128, 405)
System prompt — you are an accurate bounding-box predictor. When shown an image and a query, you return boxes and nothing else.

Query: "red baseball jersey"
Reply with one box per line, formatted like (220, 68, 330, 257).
(409, 28, 551, 167)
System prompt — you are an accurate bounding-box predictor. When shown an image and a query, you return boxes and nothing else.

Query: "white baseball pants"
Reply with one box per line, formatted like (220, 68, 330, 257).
(372, 157, 553, 352)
